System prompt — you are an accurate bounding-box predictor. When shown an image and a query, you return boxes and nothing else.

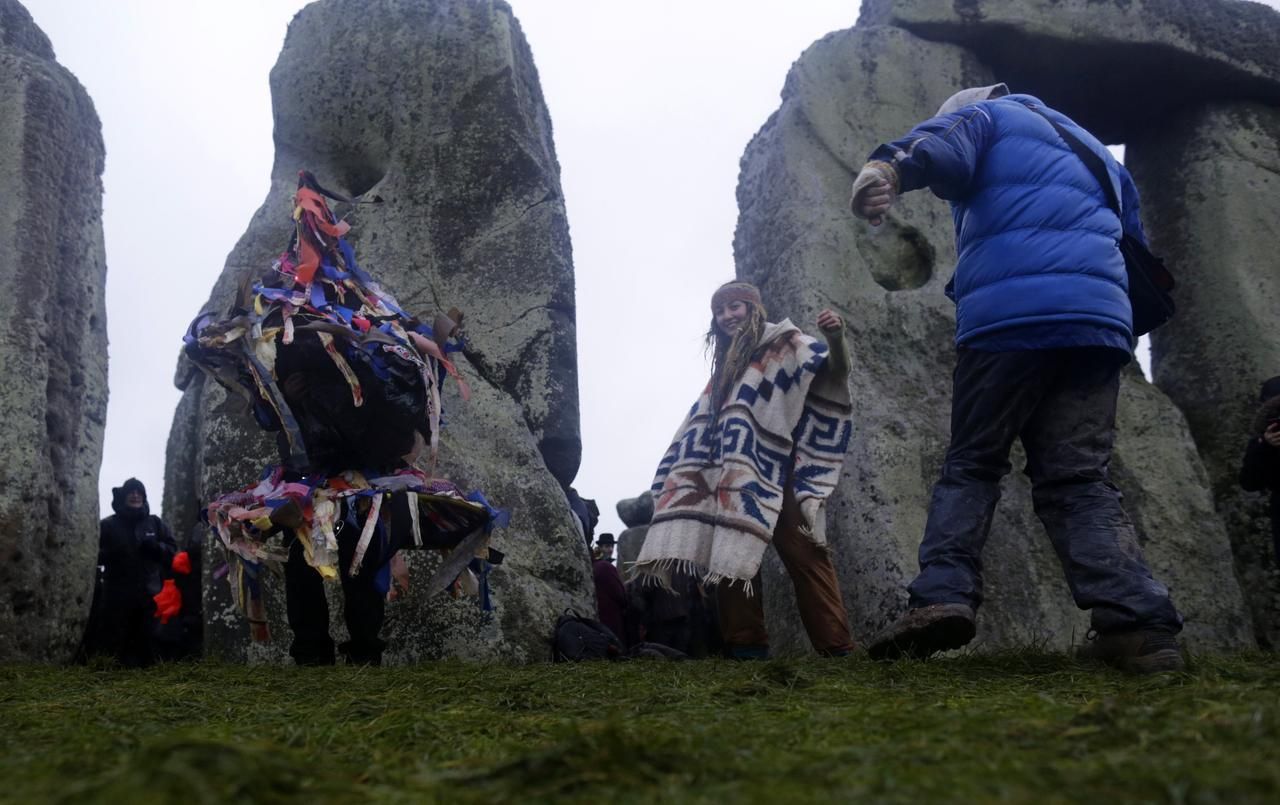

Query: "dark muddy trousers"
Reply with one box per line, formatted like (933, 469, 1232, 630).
(718, 484, 855, 655)
(284, 524, 386, 665)
(908, 346, 1182, 634)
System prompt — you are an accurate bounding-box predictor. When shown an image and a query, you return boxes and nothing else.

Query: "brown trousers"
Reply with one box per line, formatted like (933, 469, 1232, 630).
(716, 485, 854, 655)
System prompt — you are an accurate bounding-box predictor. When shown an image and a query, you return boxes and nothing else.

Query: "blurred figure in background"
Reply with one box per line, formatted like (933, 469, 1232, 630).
(1241, 375, 1280, 565)
(82, 479, 190, 667)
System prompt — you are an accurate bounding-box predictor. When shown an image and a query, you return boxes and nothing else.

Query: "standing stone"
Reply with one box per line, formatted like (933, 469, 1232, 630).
(734, 24, 1252, 655)
(614, 491, 654, 573)
(857, 0, 1280, 144)
(616, 490, 655, 529)
(616, 526, 647, 574)
(0, 0, 108, 662)
(164, 0, 591, 663)
(1128, 102, 1280, 646)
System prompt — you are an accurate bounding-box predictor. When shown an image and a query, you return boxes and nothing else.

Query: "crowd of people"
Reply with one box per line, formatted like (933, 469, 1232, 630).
(81, 85, 1279, 674)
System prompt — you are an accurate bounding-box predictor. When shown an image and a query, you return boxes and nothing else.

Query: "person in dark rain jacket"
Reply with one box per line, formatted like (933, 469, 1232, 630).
(85, 478, 188, 666)
(1241, 376, 1280, 565)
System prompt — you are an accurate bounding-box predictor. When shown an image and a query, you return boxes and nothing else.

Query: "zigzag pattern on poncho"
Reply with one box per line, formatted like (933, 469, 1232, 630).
(633, 320, 852, 589)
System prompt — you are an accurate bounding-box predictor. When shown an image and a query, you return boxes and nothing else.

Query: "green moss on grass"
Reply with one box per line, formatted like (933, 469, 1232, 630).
(0, 653, 1276, 803)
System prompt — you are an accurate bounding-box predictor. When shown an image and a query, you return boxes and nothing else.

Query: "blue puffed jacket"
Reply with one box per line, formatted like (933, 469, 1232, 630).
(868, 94, 1146, 352)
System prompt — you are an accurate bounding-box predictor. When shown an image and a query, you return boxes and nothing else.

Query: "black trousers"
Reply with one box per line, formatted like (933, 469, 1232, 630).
(93, 595, 157, 668)
(908, 347, 1182, 635)
(283, 511, 386, 665)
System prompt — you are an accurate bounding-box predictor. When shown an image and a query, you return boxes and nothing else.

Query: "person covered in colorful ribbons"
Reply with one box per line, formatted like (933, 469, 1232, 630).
(632, 281, 857, 658)
(82, 479, 191, 667)
(186, 171, 504, 666)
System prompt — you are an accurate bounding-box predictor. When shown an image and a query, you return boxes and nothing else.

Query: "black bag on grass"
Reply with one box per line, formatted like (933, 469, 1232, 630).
(552, 610, 622, 661)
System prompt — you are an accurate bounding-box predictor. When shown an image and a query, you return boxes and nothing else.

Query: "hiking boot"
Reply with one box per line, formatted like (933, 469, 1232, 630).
(866, 603, 976, 661)
(1077, 628, 1185, 675)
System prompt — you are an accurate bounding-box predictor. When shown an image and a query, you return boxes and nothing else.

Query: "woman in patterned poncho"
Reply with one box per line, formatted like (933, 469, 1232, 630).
(634, 281, 857, 658)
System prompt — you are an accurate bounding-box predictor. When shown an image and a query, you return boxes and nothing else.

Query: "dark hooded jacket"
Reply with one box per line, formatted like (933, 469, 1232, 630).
(1240, 378, 1280, 562)
(98, 479, 177, 606)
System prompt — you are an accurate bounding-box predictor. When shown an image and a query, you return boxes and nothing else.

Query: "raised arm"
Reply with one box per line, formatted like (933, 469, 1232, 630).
(816, 309, 850, 380)
(851, 103, 997, 223)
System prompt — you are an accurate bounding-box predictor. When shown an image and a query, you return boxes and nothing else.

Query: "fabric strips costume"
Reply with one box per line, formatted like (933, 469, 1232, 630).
(185, 170, 506, 641)
(633, 320, 853, 590)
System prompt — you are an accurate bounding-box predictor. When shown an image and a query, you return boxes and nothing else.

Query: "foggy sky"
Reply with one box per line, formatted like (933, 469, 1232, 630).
(21, 0, 1280, 540)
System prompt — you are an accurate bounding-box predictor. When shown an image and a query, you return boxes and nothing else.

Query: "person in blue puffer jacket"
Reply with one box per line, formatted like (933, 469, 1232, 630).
(850, 84, 1184, 674)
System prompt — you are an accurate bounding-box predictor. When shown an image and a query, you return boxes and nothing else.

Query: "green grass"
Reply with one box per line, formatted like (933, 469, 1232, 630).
(0, 653, 1277, 804)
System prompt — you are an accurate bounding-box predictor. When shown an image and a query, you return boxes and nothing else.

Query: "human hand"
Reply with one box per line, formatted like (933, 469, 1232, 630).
(1264, 422, 1280, 449)
(856, 180, 895, 225)
(850, 161, 898, 226)
(816, 309, 843, 333)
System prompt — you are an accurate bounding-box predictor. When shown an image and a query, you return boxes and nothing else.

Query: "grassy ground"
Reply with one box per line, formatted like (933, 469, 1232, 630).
(0, 653, 1277, 804)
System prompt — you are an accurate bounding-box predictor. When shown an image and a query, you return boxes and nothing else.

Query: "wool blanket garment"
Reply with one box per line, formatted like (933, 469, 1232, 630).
(633, 320, 853, 589)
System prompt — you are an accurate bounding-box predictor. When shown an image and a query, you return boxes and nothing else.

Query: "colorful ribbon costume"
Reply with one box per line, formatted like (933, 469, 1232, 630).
(185, 171, 505, 640)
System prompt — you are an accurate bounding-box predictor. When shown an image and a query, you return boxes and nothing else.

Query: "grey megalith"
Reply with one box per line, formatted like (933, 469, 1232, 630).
(164, 0, 592, 664)
(0, 0, 108, 663)
(858, 0, 1280, 144)
(1129, 102, 1280, 646)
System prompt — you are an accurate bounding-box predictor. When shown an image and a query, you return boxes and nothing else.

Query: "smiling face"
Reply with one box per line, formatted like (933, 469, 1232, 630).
(714, 300, 750, 337)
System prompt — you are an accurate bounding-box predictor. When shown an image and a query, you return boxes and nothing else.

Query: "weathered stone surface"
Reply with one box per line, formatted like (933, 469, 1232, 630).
(616, 490, 654, 529)
(734, 25, 1252, 655)
(617, 525, 648, 573)
(1128, 102, 1280, 646)
(858, 0, 1280, 143)
(0, 0, 108, 662)
(164, 0, 592, 664)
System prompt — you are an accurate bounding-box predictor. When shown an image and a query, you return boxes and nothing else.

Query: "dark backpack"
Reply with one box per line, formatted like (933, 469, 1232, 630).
(552, 610, 622, 661)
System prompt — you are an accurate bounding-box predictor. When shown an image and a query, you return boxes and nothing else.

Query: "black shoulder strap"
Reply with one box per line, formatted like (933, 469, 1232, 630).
(1026, 105, 1121, 218)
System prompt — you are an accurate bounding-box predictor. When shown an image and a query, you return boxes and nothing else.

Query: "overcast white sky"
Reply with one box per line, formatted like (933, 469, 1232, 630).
(23, 0, 859, 538)
(22, 0, 1280, 539)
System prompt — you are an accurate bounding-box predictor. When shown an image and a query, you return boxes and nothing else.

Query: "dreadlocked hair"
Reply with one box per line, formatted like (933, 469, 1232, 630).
(705, 300, 767, 412)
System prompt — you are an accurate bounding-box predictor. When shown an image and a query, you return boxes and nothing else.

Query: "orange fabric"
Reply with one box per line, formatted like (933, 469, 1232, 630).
(409, 333, 472, 401)
(171, 551, 192, 575)
(152, 579, 182, 624)
(292, 187, 351, 286)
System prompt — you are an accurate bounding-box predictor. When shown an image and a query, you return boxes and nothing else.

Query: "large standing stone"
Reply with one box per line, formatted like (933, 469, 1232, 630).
(616, 490, 654, 529)
(733, 24, 1252, 655)
(0, 0, 108, 662)
(164, 0, 591, 663)
(1128, 102, 1280, 646)
(857, 0, 1280, 143)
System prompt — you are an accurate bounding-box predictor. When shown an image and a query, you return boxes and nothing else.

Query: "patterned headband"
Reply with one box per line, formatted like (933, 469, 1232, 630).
(711, 282, 762, 312)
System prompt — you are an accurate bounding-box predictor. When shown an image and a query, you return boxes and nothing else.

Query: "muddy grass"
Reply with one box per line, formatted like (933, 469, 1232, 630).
(0, 652, 1277, 803)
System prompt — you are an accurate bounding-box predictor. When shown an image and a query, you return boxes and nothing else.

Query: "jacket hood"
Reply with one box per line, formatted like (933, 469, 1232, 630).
(111, 478, 150, 518)
(1260, 376, 1280, 402)
(936, 83, 1009, 116)
(1252, 395, 1280, 437)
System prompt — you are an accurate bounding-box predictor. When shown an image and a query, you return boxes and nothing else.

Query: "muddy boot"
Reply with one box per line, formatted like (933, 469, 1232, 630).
(1077, 628, 1185, 674)
(867, 603, 976, 661)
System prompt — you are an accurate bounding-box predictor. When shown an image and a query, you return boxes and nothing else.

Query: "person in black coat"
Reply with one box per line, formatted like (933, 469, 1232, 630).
(85, 478, 181, 667)
(1241, 376, 1280, 565)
